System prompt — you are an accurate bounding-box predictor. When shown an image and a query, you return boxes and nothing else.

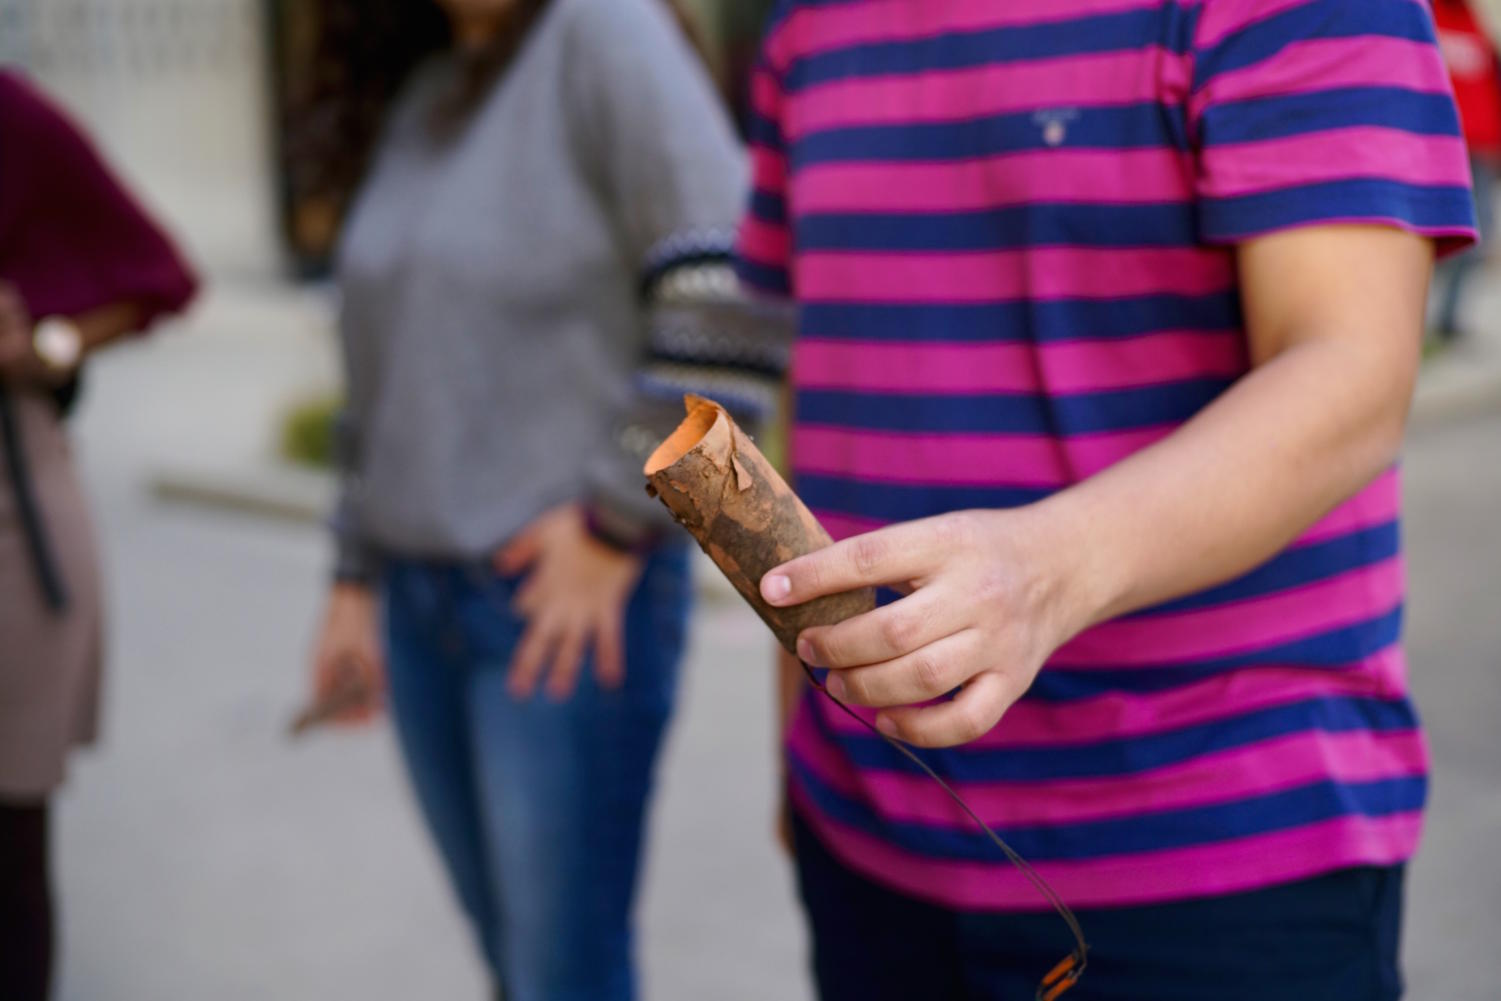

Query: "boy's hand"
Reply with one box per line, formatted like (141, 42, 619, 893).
(0, 283, 52, 387)
(760, 507, 1098, 749)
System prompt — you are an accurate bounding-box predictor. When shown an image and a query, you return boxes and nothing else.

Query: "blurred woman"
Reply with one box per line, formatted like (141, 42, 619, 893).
(300, 1, 776, 998)
(0, 72, 199, 1001)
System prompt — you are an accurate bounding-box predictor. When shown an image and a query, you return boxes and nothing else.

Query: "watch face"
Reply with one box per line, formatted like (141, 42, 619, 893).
(34, 317, 82, 371)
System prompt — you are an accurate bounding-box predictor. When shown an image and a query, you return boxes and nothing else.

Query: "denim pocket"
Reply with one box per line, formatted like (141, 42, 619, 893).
(618, 544, 692, 707)
(645, 545, 693, 650)
(455, 564, 527, 668)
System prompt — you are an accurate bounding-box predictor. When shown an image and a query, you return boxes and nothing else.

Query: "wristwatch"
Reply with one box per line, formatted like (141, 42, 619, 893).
(32, 316, 83, 374)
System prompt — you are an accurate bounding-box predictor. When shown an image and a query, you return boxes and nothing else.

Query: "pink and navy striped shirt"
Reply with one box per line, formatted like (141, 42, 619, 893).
(736, 0, 1476, 910)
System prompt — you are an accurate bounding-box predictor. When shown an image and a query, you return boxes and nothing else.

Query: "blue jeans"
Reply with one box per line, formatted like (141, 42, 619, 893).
(382, 544, 691, 1001)
(793, 812, 1405, 1001)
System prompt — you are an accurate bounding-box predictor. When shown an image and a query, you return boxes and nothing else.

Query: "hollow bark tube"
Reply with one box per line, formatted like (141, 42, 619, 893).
(644, 396, 875, 652)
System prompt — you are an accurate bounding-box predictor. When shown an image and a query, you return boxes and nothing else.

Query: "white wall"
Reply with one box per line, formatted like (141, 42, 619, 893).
(1, 0, 281, 279)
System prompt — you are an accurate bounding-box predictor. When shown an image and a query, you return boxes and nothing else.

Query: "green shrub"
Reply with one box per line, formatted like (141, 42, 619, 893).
(280, 394, 342, 469)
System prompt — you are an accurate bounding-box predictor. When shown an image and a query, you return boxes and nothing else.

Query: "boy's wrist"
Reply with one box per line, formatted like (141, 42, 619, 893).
(1015, 491, 1130, 642)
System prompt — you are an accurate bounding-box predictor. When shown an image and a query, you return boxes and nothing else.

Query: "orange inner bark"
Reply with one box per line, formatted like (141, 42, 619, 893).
(643, 401, 721, 475)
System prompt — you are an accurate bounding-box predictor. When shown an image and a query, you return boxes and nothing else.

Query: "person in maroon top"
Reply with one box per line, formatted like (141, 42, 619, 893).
(1434, 0, 1501, 340)
(0, 70, 197, 1000)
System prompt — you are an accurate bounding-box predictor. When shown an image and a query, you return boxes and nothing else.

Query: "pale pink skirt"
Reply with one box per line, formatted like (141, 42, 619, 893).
(0, 390, 103, 798)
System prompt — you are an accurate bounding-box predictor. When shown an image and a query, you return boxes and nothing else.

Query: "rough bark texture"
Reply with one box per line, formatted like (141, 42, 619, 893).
(645, 396, 875, 652)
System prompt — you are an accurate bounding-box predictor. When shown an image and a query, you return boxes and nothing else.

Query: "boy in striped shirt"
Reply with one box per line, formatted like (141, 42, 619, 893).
(736, 1, 1475, 998)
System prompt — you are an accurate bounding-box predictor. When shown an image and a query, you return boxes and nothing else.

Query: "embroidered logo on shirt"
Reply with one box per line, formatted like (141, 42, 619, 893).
(1033, 108, 1080, 147)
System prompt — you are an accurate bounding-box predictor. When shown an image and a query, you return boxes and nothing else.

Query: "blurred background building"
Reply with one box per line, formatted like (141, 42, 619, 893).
(0, 0, 775, 279)
(0, 0, 276, 276)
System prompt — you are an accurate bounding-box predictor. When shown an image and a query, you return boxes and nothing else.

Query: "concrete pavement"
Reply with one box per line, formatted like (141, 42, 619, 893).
(1394, 414, 1501, 1001)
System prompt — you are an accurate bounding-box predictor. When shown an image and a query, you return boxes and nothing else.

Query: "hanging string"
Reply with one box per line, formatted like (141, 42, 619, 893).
(799, 660, 1089, 1001)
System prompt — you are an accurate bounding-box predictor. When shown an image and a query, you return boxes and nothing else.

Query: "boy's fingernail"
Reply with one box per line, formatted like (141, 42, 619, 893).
(876, 716, 899, 738)
(826, 673, 846, 699)
(796, 636, 816, 664)
(762, 574, 791, 602)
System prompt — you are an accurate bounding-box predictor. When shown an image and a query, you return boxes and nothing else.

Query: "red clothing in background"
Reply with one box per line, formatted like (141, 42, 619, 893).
(1436, 1, 1501, 157)
(0, 70, 198, 322)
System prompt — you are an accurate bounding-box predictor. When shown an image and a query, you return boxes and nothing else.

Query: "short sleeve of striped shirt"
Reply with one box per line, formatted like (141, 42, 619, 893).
(1190, 0, 1478, 251)
(735, 22, 794, 297)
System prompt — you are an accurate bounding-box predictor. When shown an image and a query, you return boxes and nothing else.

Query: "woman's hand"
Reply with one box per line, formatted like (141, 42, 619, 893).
(0, 283, 51, 387)
(307, 583, 386, 727)
(759, 508, 1098, 749)
(496, 505, 643, 701)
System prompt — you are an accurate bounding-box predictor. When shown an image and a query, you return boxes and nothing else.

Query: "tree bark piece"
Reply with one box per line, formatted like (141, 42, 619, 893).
(645, 396, 875, 652)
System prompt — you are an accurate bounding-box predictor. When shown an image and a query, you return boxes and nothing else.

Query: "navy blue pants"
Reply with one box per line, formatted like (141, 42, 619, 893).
(793, 813, 1405, 1001)
(382, 545, 690, 1001)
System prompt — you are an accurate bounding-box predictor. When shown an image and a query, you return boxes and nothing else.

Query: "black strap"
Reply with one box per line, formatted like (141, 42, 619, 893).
(0, 386, 69, 613)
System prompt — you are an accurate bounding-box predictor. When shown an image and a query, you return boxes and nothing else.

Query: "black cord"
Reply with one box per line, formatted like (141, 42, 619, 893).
(799, 660, 1088, 999)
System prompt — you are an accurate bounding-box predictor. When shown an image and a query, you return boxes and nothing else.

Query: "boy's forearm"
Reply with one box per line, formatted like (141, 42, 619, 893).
(756, 228, 1434, 749)
(1040, 227, 1430, 633)
(1043, 328, 1417, 635)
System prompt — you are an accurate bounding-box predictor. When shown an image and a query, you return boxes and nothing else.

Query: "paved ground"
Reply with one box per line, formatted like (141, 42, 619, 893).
(1395, 413, 1501, 1001)
(46, 286, 1501, 1001)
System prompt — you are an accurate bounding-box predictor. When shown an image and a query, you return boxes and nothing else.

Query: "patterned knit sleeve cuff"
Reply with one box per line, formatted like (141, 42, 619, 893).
(586, 228, 795, 551)
(328, 408, 380, 587)
(635, 226, 793, 431)
(331, 532, 381, 588)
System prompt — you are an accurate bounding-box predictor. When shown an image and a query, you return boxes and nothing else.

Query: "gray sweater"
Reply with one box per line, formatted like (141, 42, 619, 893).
(334, 0, 776, 576)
